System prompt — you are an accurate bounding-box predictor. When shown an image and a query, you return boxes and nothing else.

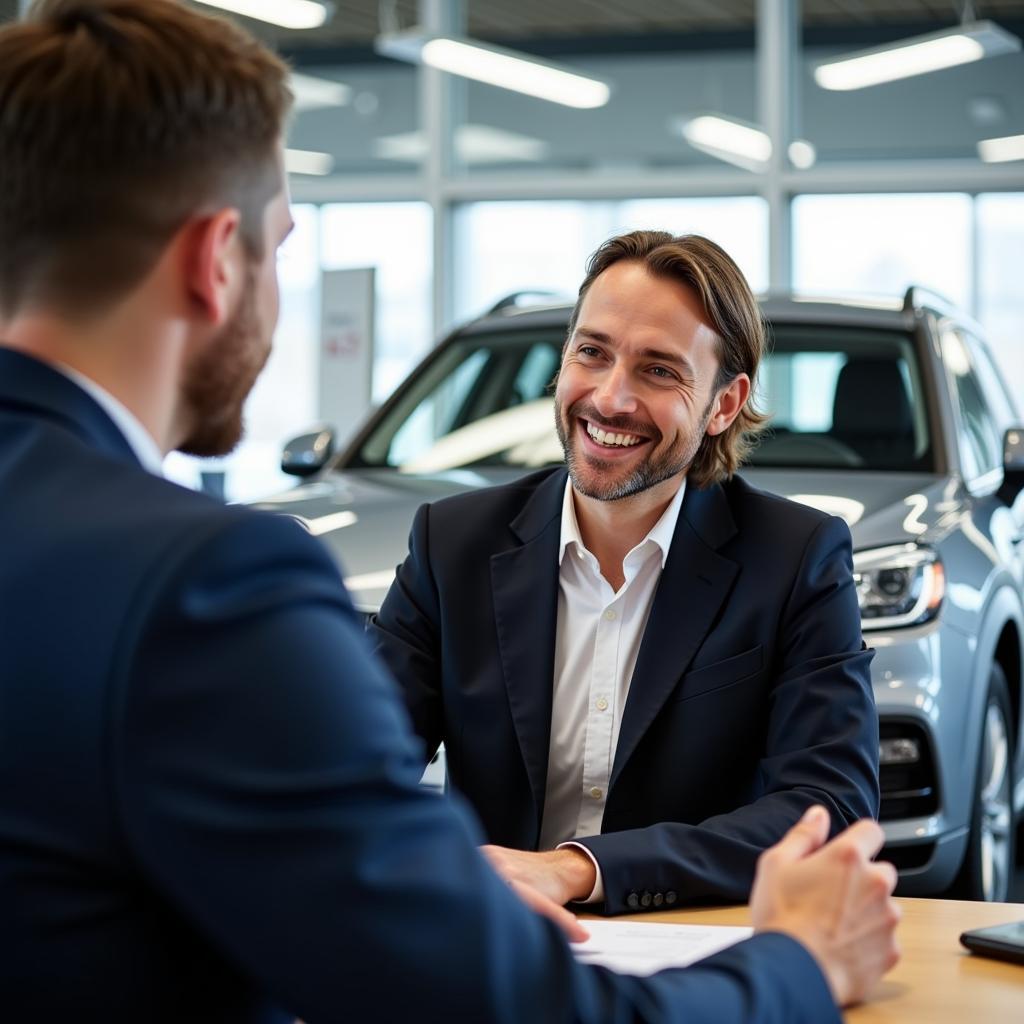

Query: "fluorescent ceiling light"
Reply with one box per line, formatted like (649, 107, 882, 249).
(285, 148, 334, 175)
(814, 20, 1020, 91)
(375, 124, 549, 164)
(680, 115, 772, 172)
(978, 133, 1024, 162)
(194, 0, 329, 31)
(290, 72, 351, 111)
(376, 30, 610, 109)
(679, 115, 816, 172)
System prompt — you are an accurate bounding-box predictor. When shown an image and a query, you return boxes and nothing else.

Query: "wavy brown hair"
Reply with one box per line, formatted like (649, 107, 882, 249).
(0, 0, 291, 319)
(567, 230, 769, 488)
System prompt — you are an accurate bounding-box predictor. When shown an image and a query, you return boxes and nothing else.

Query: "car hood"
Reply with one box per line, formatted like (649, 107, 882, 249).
(251, 467, 528, 611)
(253, 466, 957, 612)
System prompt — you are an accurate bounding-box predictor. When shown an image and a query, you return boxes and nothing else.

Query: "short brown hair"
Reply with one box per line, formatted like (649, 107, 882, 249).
(568, 230, 769, 488)
(0, 0, 292, 319)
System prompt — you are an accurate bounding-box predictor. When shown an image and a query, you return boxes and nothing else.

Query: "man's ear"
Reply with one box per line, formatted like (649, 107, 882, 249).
(183, 208, 242, 327)
(706, 373, 751, 436)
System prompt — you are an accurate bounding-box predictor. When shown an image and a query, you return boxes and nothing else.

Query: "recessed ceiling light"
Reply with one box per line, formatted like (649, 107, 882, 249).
(787, 139, 817, 169)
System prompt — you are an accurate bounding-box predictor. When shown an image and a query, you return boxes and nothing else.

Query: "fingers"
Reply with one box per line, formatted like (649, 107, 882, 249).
(509, 879, 590, 943)
(827, 818, 886, 863)
(761, 805, 831, 869)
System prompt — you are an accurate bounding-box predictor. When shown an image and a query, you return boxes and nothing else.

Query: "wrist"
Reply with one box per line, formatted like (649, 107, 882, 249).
(556, 847, 597, 902)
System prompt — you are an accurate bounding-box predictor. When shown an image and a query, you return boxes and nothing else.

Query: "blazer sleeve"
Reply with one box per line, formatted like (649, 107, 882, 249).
(111, 511, 838, 1024)
(367, 502, 445, 763)
(576, 514, 880, 914)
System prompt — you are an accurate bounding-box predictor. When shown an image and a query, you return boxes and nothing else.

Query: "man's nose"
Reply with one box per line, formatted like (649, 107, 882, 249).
(592, 364, 638, 417)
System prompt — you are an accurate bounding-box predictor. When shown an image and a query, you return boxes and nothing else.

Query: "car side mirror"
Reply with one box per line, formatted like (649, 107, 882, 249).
(998, 427, 1024, 504)
(281, 426, 335, 478)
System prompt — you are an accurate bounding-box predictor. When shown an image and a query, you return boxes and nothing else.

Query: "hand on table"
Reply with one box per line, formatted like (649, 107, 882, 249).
(482, 845, 595, 942)
(751, 805, 901, 1007)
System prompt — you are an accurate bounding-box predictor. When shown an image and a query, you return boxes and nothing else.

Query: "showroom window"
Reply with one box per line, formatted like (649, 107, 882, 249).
(792, 194, 974, 310)
(453, 196, 769, 323)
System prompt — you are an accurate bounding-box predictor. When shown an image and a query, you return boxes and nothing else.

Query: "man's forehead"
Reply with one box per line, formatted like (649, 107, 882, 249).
(575, 265, 719, 356)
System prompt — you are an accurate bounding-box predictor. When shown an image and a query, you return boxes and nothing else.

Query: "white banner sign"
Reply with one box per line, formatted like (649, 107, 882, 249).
(318, 267, 375, 447)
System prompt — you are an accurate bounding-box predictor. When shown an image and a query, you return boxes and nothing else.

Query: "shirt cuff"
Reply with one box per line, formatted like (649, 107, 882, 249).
(557, 841, 604, 904)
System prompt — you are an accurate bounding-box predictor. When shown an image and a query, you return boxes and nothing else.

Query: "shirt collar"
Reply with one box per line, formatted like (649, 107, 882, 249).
(54, 363, 164, 476)
(558, 474, 687, 569)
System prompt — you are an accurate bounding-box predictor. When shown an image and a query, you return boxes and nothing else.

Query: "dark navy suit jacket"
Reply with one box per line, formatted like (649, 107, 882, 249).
(0, 348, 839, 1023)
(371, 467, 880, 914)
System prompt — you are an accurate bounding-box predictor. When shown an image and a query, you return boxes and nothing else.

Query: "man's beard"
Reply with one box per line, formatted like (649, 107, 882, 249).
(178, 267, 269, 458)
(555, 394, 715, 502)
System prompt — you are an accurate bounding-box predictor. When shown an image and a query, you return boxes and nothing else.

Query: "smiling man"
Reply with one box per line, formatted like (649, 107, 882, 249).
(371, 230, 881, 914)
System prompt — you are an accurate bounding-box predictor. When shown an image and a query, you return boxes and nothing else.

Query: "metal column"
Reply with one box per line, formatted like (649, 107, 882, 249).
(758, 0, 799, 293)
(419, 0, 464, 337)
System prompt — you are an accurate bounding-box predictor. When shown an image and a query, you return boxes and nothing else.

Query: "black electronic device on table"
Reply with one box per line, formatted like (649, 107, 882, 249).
(960, 919, 1024, 966)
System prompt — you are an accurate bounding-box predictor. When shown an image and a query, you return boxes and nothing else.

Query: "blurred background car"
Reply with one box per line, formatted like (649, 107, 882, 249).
(253, 288, 1024, 901)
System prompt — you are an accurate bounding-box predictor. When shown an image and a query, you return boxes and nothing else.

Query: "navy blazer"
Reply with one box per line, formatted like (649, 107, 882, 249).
(371, 467, 880, 914)
(0, 348, 839, 1023)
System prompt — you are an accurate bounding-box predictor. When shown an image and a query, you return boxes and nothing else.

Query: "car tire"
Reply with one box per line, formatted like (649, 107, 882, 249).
(948, 663, 1016, 902)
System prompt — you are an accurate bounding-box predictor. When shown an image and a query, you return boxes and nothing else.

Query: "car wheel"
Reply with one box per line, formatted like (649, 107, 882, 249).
(948, 663, 1016, 902)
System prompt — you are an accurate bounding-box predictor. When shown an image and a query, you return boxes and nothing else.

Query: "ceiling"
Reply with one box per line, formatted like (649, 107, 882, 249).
(200, 0, 1024, 51)
(3, 2, 1024, 45)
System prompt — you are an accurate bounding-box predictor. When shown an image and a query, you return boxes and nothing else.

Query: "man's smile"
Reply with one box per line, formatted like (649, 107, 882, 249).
(585, 421, 645, 448)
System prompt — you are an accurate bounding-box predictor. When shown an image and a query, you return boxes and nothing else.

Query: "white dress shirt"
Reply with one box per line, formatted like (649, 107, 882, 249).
(55, 362, 164, 476)
(539, 476, 686, 901)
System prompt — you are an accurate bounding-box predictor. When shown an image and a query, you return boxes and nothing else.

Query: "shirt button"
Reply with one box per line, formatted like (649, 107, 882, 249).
(589, 787, 603, 800)
(603, 609, 617, 621)
(595, 697, 608, 712)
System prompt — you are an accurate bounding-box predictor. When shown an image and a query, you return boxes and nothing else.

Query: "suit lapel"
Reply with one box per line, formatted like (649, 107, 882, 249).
(610, 481, 740, 789)
(490, 469, 566, 834)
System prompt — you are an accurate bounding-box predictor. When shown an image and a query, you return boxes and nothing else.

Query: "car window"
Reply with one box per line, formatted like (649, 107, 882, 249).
(748, 326, 933, 472)
(354, 332, 564, 470)
(940, 327, 1003, 480)
(351, 320, 935, 474)
(963, 331, 1020, 429)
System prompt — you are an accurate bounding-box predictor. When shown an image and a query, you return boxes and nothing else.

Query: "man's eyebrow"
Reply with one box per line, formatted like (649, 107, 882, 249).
(574, 327, 697, 378)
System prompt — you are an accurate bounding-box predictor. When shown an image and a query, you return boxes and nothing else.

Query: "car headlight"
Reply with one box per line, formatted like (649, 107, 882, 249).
(853, 544, 944, 631)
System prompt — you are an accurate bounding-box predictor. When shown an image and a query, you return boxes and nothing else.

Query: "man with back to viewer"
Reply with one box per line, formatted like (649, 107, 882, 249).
(0, 1, 898, 1021)
(370, 229, 881, 914)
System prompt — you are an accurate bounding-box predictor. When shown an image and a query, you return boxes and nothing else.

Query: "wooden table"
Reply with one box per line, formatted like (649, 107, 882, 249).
(605, 897, 1023, 1022)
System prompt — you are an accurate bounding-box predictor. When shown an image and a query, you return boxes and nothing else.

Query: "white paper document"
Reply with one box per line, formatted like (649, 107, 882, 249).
(572, 920, 753, 976)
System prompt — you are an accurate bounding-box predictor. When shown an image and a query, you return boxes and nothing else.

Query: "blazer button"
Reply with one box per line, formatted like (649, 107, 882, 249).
(653, 892, 664, 907)
(640, 891, 652, 908)
(626, 891, 640, 909)
(665, 891, 678, 905)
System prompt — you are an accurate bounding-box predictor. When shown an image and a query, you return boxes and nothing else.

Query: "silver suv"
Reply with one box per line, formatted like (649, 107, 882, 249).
(256, 289, 1024, 901)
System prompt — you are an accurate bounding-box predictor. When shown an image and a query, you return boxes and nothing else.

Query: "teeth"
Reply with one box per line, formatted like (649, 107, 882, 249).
(586, 423, 643, 448)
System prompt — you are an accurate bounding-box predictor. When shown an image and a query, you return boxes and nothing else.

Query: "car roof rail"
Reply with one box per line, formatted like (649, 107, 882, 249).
(486, 290, 566, 315)
(903, 285, 958, 316)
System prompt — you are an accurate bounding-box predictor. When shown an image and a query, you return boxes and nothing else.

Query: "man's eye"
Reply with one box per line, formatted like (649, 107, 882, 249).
(578, 345, 601, 358)
(648, 366, 676, 380)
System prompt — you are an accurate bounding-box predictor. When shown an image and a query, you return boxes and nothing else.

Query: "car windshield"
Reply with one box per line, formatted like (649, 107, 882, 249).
(350, 322, 934, 473)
